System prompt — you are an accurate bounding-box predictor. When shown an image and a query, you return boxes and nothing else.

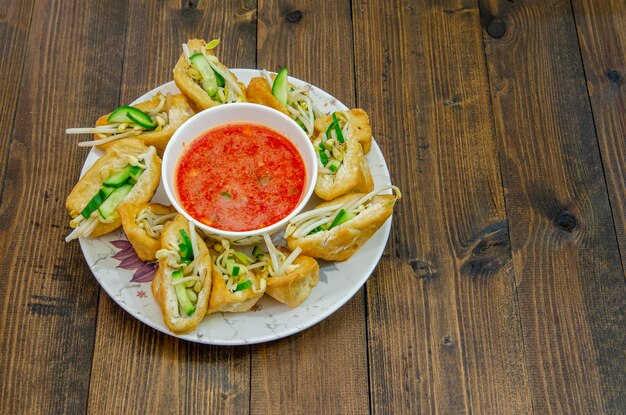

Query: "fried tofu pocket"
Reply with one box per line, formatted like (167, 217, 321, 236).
(119, 202, 177, 261)
(153, 214, 212, 334)
(65, 139, 161, 241)
(286, 187, 401, 261)
(314, 111, 374, 201)
(173, 39, 246, 110)
(93, 94, 194, 156)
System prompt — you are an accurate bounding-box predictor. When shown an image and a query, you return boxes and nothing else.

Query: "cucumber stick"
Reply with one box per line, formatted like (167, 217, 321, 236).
(226, 260, 240, 277)
(327, 159, 341, 172)
(329, 209, 356, 229)
(178, 243, 192, 261)
(235, 280, 252, 292)
(98, 183, 133, 219)
(307, 208, 355, 235)
(81, 186, 115, 219)
(179, 229, 194, 261)
(252, 246, 265, 260)
(332, 113, 345, 143)
(103, 166, 131, 188)
(81, 165, 143, 219)
(107, 106, 156, 129)
(326, 112, 345, 144)
(190, 53, 218, 96)
(272, 67, 289, 106)
(129, 165, 143, 181)
(318, 145, 329, 166)
(215, 70, 225, 88)
(172, 270, 195, 316)
(126, 111, 156, 129)
(103, 165, 144, 188)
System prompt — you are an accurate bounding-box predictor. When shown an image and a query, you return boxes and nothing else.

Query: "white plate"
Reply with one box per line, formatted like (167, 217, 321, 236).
(78, 69, 392, 345)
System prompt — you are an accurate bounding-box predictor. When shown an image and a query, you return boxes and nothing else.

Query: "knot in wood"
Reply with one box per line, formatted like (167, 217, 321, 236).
(444, 95, 461, 107)
(607, 70, 622, 86)
(183, 0, 198, 9)
(409, 259, 437, 280)
(461, 222, 511, 278)
(285, 9, 303, 23)
(443, 335, 454, 346)
(486, 18, 506, 38)
(555, 212, 576, 232)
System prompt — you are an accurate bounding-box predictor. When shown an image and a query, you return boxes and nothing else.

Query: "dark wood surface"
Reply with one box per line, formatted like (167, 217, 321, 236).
(1, 1, 624, 414)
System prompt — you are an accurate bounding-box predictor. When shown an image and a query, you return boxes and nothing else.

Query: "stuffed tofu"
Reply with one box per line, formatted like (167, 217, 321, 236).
(207, 239, 266, 314)
(247, 68, 320, 138)
(314, 108, 372, 154)
(173, 38, 246, 109)
(66, 93, 195, 156)
(118, 202, 177, 261)
(65, 139, 161, 242)
(153, 214, 212, 334)
(285, 186, 402, 262)
(254, 234, 319, 308)
(313, 111, 374, 201)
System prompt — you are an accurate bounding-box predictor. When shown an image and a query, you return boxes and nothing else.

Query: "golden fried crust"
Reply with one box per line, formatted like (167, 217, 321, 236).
(173, 39, 246, 110)
(95, 94, 195, 157)
(152, 214, 212, 334)
(119, 202, 176, 261)
(246, 77, 291, 116)
(287, 193, 397, 262)
(265, 254, 319, 307)
(314, 129, 374, 201)
(207, 263, 265, 314)
(314, 109, 372, 154)
(65, 139, 161, 238)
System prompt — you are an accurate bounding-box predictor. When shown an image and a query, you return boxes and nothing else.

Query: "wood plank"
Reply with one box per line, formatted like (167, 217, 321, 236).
(570, 0, 626, 409)
(256, 0, 355, 105)
(0, 0, 128, 413)
(480, 0, 626, 412)
(250, 1, 370, 414)
(86, 1, 257, 414)
(352, 0, 532, 413)
(571, 4, 626, 264)
(0, 0, 34, 197)
(87, 297, 251, 414)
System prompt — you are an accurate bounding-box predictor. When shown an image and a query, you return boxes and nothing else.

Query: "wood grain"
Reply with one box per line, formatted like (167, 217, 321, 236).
(0, 0, 128, 413)
(86, 1, 257, 414)
(480, 0, 626, 412)
(256, 0, 355, 105)
(250, 1, 370, 415)
(571, 2, 626, 263)
(0, 0, 34, 271)
(86, 297, 250, 414)
(352, 0, 532, 413)
(571, 0, 626, 409)
(119, 0, 257, 101)
(2, 1, 626, 413)
(0, 0, 33, 197)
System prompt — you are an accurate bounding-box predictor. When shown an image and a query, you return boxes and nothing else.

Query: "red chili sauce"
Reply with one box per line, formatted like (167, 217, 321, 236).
(175, 123, 306, 232)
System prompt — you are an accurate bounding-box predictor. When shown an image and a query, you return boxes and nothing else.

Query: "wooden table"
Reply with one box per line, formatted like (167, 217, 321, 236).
(1, 1, 625, 413)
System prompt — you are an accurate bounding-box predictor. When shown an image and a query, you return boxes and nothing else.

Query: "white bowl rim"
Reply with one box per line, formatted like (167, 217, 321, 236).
(161, 102, 318, 238)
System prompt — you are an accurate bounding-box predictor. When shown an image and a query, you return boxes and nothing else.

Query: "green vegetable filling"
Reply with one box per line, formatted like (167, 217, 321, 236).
(179, 229, 194, 262)
(235, 280, 252, 291)
(172, 269, 196, 316)
(81, 164, 145, 219)
(307, 208, 357, 235)
(107, 106, 156, 130)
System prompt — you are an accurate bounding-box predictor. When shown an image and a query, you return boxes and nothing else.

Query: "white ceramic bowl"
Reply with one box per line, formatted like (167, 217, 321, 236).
(161, 103, 317, 243)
